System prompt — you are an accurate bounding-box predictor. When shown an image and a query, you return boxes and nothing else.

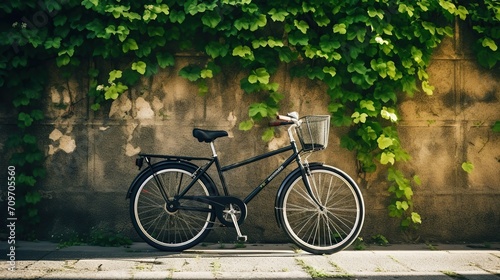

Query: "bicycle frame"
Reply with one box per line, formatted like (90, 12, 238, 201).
(133, 122, 324, 217)
(138, 140, 303, 206)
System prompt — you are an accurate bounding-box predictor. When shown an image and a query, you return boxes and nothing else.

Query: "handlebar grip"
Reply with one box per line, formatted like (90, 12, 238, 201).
(277, 114, 293, 121)
(269, 120, 294, 126)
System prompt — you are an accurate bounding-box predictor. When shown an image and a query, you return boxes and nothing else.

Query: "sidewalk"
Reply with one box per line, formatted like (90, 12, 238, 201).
(1, 241, 499, 279)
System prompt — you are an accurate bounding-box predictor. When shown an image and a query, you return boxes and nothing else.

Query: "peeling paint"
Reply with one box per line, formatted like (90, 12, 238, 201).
(125, 122, 138, 142)
(48, 145, 57, 155)
(125, 143, 141, 157)
(227, 111, 237, 127)
(50, 86, 71, 105)
(135, 97, 154, 119)
(109, 94, 132, 119)
(268, 136, 288, 151)
(48, 128, 76, 155)
(152, 96, 164, 112)
(59, 135, 76, 153)
(49, 129, 63, 141)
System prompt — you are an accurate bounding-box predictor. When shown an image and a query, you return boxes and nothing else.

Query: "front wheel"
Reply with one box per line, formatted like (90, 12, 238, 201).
(277, 165, 365, 254)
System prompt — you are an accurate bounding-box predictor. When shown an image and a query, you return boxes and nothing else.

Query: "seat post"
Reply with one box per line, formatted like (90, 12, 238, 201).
(209, 141, 218, 157)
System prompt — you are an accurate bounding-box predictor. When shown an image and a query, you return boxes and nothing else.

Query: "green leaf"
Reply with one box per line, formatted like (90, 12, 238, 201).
(131, 61, 147, 75)
(18, 112, 33, 127)
(288, 31, 309, 46)
(413, 175, 422, 186)
(56, 55, 71, 67)
(104, 83, 128, 100)
(269, 8, 288, 22)
(23, 134, 37, 144)
(122, 38, 139, 53)
(249, 103, 269, 119)
(44, 37, 62, 49)
(18, 174, 36, 187)
(206, 42, 229, 59)
(323, 66, 337, 77)
(25, 191, 41, 204)
(269, 91, 284, 102)
(169, 9, 185, 23)
(482, 37, 498, 51)
(360, 100, 376, 111)
(147, 26, 165, 37)
(368, 7, 384, 19)
(248, 68, 270, 84)
(108, 70, 122, 83)
(179, 65, 202, 82)
(201, 12, 221, 28)
(461, 161, 474, 174)
(492, 121, 500, 133)
(31, 109, 44, 121)
(157, 53, 175, 68)
(404, 186, 413, 199)
(396, 200, 409, 211)
(53, 15, 67, 26)
(381, 107, 398, 122)
(380, 152, 395, 165)
(91, 104, 101, 111)
(239, 120, 254, 131)
(250, 14, 267, 31)
(262, 127, 275, 141)
(277, 47, 296, 63)
(411, 212, 422, 224)
(333, 23, 347, 34)
(294, 20, 309, 34)
(351, 112, 368, 124)
(377, 135, 393, 149)
(422, 80, 434, 95)
(200, 69, 213, 79)
(348, 61, 368, 74)
(232, 45, 253, 59)
(82, 0, 99, 8)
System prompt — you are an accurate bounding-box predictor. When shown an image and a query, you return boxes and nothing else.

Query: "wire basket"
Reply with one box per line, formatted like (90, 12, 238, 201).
(296, 115, 331, 152)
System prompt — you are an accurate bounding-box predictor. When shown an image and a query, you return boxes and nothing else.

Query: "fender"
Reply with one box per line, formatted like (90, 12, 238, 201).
(126, 160, 218, 199)
(274, 162, 324, 228)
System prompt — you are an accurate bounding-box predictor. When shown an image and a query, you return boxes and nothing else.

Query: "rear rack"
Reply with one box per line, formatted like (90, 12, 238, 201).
(136, 153, 212, 170)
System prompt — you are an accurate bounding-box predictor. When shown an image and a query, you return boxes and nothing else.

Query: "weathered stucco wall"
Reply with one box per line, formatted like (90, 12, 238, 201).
(1, 24, 499, 244)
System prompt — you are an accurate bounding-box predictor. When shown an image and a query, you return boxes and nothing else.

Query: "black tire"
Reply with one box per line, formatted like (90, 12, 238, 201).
(278, 165, 364, 254)
(129, 162, 217, 251)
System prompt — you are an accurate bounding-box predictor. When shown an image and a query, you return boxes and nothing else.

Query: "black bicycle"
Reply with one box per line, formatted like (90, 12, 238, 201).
(126, 112, 364, 254)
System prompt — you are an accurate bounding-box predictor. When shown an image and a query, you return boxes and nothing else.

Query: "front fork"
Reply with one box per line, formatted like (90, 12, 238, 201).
(298, 158, 325, 211)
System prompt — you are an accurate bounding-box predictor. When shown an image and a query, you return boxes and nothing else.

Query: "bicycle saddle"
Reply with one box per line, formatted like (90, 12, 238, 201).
(193, 128, 228, 143)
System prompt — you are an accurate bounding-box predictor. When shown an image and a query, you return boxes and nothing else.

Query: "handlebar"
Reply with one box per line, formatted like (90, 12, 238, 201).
(269, 112, 300, 127)
(269, 120, 294, 126)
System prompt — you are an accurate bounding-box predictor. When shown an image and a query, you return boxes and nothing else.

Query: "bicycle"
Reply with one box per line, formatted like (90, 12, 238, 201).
(126, 112, 365, 255)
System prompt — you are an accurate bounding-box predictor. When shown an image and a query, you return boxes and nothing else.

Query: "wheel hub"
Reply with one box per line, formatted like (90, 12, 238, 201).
(165, 201, 179, 215)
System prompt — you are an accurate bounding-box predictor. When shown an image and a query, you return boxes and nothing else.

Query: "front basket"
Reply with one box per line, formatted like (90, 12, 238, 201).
(296, 115, 331, 152)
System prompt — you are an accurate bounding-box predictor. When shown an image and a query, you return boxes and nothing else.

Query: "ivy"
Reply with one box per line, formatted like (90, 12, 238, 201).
(466, 0, 500, 68)
(1, 0, 499, 237)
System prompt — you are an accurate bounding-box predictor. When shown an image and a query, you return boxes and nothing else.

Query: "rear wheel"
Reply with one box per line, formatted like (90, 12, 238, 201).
(129, 162, 217, 251)
(278, 165, 364, 254)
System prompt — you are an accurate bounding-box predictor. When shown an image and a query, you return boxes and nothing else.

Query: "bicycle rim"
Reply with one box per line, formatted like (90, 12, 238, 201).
(131, 167, 215, 250)
(280, 166, 364, 254)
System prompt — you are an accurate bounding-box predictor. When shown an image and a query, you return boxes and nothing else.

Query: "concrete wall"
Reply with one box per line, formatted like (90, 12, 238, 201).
(1, 23, 499, 244)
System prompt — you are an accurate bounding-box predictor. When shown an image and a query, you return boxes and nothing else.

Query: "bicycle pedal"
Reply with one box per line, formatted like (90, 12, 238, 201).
(237, 235, 247, 242)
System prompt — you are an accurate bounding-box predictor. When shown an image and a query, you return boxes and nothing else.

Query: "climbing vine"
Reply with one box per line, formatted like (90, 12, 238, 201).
(1, 0, 499, 235)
